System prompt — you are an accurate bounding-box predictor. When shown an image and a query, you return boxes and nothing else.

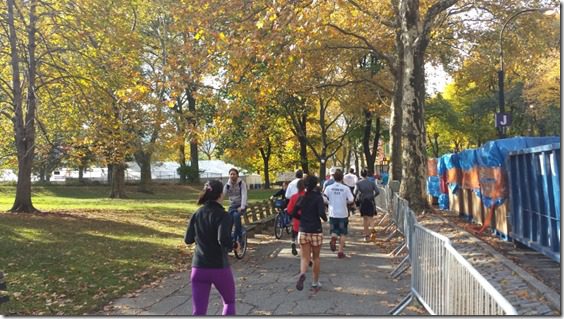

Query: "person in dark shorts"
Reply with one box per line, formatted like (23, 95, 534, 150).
(354, 169, 380, 241)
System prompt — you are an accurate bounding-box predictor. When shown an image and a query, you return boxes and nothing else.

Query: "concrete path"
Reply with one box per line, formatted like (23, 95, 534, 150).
(100, 214, 423, 316)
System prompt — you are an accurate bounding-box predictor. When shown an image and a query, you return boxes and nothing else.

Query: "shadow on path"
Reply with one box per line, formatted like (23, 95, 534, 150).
(101, 214, 425, 315)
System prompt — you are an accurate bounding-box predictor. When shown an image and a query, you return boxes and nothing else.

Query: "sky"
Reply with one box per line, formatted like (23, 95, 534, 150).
(426, 63, 452, 95)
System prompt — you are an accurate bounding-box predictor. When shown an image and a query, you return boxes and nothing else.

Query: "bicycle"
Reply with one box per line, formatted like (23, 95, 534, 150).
(229, 209, 248, 259)
(273, 199, 292, 239)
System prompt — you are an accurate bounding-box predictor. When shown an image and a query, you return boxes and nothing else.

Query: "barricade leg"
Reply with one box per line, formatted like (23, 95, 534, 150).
(390, 292, 413, 315)
(390, 242, 406, 257)
(390, 255, 410, 279)
(377, 212, 389, 226)
(384, 228, 399, 241)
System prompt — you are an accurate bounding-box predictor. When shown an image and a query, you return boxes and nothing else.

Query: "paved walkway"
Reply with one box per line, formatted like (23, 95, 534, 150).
(100, 215, 423, 316)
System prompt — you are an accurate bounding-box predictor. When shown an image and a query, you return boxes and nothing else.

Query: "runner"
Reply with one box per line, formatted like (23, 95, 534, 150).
(292, 175, 327, 291)
(354, 169, 380, 241)
(286, 179, 306, 256)
(323, 169, 354, 258)
(185, 180, 236, 315)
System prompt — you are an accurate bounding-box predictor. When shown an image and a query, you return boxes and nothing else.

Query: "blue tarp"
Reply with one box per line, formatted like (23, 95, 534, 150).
(427, 176, 440, 197)
(458, 149, 479, 172)
(437, 153, 460, 175)
(438, 194, 449, 210)
(477, 136, 560, 168)
(439, 136, 560, 209)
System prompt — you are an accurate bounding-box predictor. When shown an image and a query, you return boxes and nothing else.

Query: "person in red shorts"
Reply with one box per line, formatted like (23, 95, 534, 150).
(286, 179, 305, 256)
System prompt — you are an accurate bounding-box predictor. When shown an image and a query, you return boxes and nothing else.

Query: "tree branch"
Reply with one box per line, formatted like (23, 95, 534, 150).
(345, 0, 397, 28)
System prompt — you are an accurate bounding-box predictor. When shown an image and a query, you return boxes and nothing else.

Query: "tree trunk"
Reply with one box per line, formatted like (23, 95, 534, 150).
(134, 151, 152, 193)
(398, 0, 429, 211)
(362, 110, 381, 176)
(259, 139, 272, 189)
(109, 163, 127, 198)
(107, 164, 113, 185)
(298, 112, 309, 175)
(9, 0, 38, 213)
(78, 165, 84, 184)
(187, 91, 200, 183)
(39, 167, 46, 183)
(319, 160, 327, 181)
(354, 150, 360, 174)
(178, 142, 187, 183)
(389, 27, 404, 182)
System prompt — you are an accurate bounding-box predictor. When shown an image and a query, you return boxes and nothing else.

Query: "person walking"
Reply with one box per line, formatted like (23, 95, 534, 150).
(354, 169, 380, 241)
(323, 169, 354, 258)
(343, 168, 359, 214)
(285, 169, 304, 200)
(184, 180, 236, 315)
(286, 179, 306, 256)
(343, 168, 358, 194)
(293, 175, 327, 291)
(223, 168, 248, 250)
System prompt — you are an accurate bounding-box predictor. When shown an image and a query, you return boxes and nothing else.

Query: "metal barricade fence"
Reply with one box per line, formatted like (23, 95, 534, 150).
(391, 215, 517, 315)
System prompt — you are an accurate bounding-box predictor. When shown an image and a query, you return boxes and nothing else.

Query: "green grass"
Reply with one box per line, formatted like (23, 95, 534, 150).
(0, 184, 274, 315)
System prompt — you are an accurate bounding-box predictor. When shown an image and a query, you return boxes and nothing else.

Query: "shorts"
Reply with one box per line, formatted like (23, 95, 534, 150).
(360, 198, 376, 217)
(329, 217, 349, 236)
(298, 232, 323, 247)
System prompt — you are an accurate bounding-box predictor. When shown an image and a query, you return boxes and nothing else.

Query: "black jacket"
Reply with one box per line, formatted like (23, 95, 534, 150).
(184, 201, 233, 268)
(297, 190, 327, 233)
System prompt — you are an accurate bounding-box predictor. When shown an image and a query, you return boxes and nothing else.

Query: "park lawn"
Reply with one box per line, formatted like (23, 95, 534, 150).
(0, 184, 274, 315)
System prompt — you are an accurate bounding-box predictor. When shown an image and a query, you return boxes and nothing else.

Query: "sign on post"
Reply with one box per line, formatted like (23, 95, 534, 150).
(495, 112, 512, 128)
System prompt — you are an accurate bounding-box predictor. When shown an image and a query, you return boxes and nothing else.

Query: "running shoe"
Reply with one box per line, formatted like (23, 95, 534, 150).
(329, 236, 337, 252)
(337, 252, 346, 259)
(291, 242, 298, 256)
(296, 274, 306, 291)
(311, 282, 322, 289)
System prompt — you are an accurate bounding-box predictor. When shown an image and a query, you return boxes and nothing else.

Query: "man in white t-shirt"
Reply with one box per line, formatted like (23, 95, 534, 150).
(323, 169, 354, 258)
(343, 168, 358, 192)
(285, 169, 304, 200)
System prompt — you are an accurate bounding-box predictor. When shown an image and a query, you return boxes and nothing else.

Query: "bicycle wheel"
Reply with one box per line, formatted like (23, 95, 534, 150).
(274, 213, 284, 239)
(285, 215, 292, 234)
(234, 231, 247, 259)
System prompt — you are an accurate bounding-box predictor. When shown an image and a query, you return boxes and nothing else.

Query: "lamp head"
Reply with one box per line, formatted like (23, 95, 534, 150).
(541, 8, 558, 16)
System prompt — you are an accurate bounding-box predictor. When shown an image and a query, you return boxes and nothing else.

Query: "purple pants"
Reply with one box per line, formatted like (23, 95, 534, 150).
(191, 267, 236, 315)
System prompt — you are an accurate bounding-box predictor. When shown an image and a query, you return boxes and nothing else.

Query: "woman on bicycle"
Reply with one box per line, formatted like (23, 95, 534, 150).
(223, 168, 248, 250)
(184, 180, 236, 315)
(286, 179, 305, 256)
(293, 175, 327, 291)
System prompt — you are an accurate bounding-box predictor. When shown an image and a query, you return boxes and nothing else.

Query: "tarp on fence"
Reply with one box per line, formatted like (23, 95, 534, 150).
(437, 136, 560, 208)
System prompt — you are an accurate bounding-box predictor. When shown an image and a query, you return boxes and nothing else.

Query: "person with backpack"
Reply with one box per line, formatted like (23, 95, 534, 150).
(223, 168, 248, 250)
(354, 169, 380, 241)
(323, 169, 354, 258)
(184, 180, 236, 315)
(292, 175, 327, 291)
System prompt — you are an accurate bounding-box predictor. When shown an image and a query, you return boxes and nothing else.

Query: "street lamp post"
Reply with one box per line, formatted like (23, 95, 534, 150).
(497, 7, 557, 138)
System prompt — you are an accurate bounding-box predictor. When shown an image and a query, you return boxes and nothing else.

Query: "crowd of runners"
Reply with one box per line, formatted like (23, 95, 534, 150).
(184, 167, 384, 315)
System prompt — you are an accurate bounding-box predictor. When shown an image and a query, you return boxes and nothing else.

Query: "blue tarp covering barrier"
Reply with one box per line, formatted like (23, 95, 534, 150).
(426, 176, 440, 197)
(438, 193, 449, 210)
(435, 136, 560, 208)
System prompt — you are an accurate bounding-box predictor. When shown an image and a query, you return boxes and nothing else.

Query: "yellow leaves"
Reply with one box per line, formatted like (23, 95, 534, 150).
(256, 20, 265, 29)
(218, 32, 226, 41)
(194, 29, 204, 41)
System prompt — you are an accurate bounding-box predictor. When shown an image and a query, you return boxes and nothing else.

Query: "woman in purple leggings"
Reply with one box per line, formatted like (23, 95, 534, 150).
(185, 180, 236, 315)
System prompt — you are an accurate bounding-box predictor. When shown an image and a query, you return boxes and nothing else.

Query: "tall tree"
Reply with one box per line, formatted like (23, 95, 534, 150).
(5, 0, 39, 212)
